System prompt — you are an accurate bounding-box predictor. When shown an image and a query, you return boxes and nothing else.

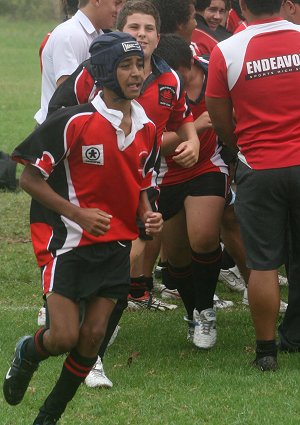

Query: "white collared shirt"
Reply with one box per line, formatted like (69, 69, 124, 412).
(35, 10, 102, 124)
(91, 93, 151, 151)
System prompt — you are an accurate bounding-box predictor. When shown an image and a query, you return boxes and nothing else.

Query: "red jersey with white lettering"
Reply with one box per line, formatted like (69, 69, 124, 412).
(206, 17, 300, 170)
(158, 56, 228, 186)
(48, 55, 193, 148)
(12, 95, 158, 267)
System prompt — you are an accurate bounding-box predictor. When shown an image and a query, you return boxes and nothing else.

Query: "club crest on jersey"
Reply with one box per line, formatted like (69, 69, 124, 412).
(82, 145, 104, 165)
(158, 85, 176, 107)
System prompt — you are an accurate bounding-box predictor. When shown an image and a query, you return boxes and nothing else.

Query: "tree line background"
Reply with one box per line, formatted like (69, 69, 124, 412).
(0, 0, 62, 20)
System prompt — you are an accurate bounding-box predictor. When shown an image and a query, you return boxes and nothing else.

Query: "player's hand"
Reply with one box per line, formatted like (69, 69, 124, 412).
(194, 111, 212, 133)
(143, 211, 163, 236)
(74, 208, 112, 236)
(172, 139, 199, 168)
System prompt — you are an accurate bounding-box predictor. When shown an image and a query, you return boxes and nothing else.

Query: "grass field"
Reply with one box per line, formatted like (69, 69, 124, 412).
(0, 17, 299, 425)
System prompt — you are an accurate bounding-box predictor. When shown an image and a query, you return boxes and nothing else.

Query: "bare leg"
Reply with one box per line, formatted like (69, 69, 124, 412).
(221, 204, 250, 284)
(248, 270, 280, 340)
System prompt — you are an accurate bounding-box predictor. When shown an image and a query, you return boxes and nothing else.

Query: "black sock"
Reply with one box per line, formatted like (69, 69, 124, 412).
(129, 276, 148, 298)
(143, 276, 154, 291)
(256, 340, 278, 359)
(163, 263, 194, 319)
(191, 245, 222, 312)
(39, 349, 97, 420)
(221, 248, 235, 270)
(23, 328, 51, 363)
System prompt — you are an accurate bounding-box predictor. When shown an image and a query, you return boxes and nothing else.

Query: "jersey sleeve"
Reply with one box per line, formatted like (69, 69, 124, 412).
(48, 61, 97, 118)
(206, 46, 231, 99)
(12, 110, 79, 179)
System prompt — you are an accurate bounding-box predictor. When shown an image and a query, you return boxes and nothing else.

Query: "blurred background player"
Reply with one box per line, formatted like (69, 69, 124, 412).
(34, 0, 119, 126)
(192, 0, 232, 55)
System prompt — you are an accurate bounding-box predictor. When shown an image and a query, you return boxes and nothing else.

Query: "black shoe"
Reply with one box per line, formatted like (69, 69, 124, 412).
(33, 413, 59, 425)
(252, 355, 278, 372)
(3, 336, 39, 405)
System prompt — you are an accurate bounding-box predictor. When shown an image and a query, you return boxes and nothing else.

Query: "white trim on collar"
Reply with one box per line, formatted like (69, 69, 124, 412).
(91, 92, 152, 151)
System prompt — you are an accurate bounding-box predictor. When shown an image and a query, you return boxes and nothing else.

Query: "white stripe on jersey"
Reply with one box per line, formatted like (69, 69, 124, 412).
(217, 20, 300, 90)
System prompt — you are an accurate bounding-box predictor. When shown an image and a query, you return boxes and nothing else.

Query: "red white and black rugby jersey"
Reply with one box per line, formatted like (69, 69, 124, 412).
(12, 95, 158, 266)
(206, 17, 300, 170)
(158, 56, 228, 186)
(48, 54, 193, 147)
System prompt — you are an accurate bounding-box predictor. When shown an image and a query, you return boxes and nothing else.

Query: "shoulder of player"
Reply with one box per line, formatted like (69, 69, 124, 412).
(151, 55, 182, 88)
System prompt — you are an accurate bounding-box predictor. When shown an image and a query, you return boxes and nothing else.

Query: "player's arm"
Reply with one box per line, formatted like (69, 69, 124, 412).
(171, 121, 200, 168)
(161, 110, 211, 157)
(20, 164, 112, 237)
(137, 190, 163, 236)
(205, 96, 237, 148)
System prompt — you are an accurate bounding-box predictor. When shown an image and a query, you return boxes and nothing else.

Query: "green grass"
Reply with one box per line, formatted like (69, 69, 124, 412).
(0, 17, 297, 425)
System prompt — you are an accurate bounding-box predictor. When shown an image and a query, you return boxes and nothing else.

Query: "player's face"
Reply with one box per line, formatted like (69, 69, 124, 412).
(122, 13, 160, 61)
(177, 4, 197, 43)
(202, 0, 227, 31)
(116, 56, 145, 99)
(94, 0, 118, 30)
(116, 0, 126, 16)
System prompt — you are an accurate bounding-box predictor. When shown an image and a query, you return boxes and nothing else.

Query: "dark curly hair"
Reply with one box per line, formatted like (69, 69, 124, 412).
(150, 0, 194, 33)
(243, 0, 281, 15)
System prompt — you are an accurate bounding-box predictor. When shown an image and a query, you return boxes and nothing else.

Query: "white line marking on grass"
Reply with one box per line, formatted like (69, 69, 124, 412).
(0, 305, 37, 311)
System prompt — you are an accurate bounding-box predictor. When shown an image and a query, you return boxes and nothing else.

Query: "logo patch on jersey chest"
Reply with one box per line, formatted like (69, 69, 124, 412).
(158, 85, 176, 107)
(82, 145, 104, 165)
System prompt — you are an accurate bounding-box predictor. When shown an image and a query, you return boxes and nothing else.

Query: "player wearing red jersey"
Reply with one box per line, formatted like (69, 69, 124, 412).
(3, 32, 163, 424)
(155, 34, 229, 349)
(206, 0, 300, 370)
(192, 0, 231, 55)
(46, 0, 199, 386)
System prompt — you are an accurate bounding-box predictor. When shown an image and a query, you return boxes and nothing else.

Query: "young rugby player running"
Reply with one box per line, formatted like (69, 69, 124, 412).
(3, 32, 162, 424)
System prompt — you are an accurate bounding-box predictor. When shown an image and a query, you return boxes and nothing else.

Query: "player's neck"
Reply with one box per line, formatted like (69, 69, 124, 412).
(101, 91, 132, 135)
(144, 58, 153, 79)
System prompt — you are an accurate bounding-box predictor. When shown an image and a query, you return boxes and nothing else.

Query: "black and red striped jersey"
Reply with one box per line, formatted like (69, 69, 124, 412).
(47, 54, 193, 147)
(13, 95, 158, 266)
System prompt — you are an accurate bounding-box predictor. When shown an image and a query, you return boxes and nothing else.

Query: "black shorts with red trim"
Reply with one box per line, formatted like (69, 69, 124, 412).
(41, 241, 131, 302)
(158, 172, 228, 221)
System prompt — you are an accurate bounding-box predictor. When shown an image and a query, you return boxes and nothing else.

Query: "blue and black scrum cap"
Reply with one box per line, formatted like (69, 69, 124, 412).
(89, 31, 144, 96)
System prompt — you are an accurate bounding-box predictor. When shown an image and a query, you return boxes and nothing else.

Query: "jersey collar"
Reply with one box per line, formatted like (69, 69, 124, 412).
(91, 93, 151, 150)
(74, 10, 101, 36)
